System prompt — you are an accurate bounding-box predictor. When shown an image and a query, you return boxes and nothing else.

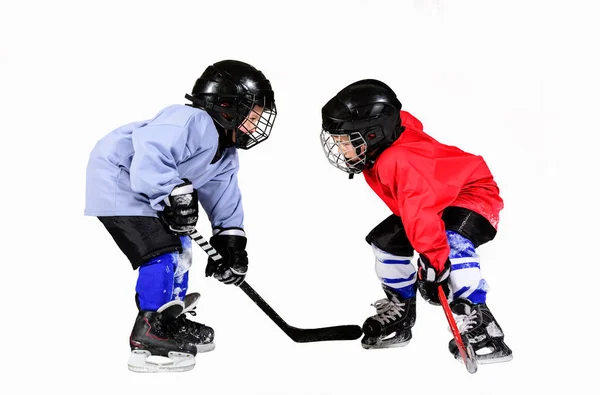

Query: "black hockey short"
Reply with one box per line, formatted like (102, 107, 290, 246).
(365, 207, 497, 254)
(98, 216, 183, 270)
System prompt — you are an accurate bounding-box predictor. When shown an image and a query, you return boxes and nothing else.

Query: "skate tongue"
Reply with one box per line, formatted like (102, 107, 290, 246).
(182, 293, 201, 314)
(157, 300, 185, 319)
(451, 300, 473, 316)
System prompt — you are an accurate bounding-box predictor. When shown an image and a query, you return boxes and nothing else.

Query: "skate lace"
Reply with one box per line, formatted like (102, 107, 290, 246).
(176, 311, 210, 337)
(455, 310, 478, 334)
(371, 299, 405, 325)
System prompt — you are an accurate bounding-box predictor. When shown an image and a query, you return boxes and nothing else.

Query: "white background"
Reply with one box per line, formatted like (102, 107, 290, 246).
(1, 0, 598, 393)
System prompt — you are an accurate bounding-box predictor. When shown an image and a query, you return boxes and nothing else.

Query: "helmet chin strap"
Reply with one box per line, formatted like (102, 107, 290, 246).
(215, 123, 235, 148)
(223, 129, 236, 148)
(347, 145, 366, 180)
(211, 126, 236, 164)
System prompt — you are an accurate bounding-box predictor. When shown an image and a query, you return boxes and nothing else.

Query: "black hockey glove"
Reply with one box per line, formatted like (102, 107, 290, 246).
(417, 254, 451, 305)
(205, 228, 248, 286)
(161, 179, 199, 236)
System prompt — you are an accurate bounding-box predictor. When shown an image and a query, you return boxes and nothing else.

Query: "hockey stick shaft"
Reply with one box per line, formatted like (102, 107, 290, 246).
(189, 229, 362, 342)
(438, 286, 467, 359)
(188, 230, 289, 331)
(238, 281, 298, 333)
(438, 285, 477, 373)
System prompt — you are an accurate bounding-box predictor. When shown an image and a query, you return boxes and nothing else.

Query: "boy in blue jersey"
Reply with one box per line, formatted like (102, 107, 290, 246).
(85, 60, 277, 372)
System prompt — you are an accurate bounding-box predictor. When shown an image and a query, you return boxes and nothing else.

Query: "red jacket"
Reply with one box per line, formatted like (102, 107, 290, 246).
(363, 111, 503, 271)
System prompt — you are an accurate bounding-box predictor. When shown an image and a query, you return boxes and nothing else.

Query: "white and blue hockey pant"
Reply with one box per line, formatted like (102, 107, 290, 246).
(373, 230, 488, 303)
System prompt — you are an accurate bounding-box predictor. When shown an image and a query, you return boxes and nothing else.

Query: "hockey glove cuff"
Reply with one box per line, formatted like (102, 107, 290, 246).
(205, 228, 248, 286)
(417, 255, 451, 305)
(161, 179, 199, 236)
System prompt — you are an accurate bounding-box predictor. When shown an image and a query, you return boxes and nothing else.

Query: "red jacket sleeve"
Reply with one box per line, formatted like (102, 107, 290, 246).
(386, 154, 455, 272)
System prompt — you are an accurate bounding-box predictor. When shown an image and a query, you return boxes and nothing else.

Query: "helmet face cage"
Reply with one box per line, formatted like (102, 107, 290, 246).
(235, 94, 277, 150)
(320, 129, 367, 174)
(190, 93, 277, 150)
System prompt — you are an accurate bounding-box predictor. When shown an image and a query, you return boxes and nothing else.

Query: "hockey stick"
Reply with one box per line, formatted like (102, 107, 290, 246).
(190, 229, 363, 343)
(438, 285, 478, 374)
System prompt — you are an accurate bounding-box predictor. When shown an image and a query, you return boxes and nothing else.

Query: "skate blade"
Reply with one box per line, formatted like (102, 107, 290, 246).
(477, 354, 514, 364)
(454, 351, 513, 365)
(361, 334, 410, 350)
(196, 342, 216, 353)
(128, 350, 195, 373)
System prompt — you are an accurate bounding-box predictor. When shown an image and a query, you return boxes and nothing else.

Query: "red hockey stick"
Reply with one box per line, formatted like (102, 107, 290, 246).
(438, 285, 478, 374)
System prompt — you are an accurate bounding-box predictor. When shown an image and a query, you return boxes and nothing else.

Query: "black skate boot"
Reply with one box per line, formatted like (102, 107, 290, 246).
(449, 299, 513, 364)
(128, 300, 198, 373)
(361, 286, 416, 349)
(172, 293, 215, 353)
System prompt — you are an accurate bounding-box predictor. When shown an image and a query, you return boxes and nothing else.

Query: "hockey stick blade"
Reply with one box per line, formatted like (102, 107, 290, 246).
(239, 282, 362, 342)
(438, 286, 478, 374)
(190, 230, 363, 343)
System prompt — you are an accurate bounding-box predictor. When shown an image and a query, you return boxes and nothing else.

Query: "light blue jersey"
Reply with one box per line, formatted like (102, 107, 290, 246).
(85, 104, 243, 229)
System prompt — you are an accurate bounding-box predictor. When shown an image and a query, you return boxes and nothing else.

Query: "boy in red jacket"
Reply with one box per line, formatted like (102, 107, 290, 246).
(320, 79, 512, 364)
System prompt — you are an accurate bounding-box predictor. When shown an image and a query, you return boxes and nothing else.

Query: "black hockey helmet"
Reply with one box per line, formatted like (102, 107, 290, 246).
(185, 60, 277, 149)
(321, 79, 403, 175)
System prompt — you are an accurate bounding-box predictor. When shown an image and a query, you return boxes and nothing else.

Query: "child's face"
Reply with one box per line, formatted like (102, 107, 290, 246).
(239, 105, 265, 134)
(333, 135, 363, 162)
(320, 130, 367, 174)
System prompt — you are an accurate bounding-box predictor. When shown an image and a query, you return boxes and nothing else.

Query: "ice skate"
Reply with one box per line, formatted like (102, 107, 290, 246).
(128, 300, 198, 373)
(174, 292, 215, 353)
(449, 299, 513, 364)
(361, 286, 416, 349)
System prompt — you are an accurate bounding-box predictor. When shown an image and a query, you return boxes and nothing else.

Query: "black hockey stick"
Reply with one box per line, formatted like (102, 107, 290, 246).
(190, 229, 363, 343)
